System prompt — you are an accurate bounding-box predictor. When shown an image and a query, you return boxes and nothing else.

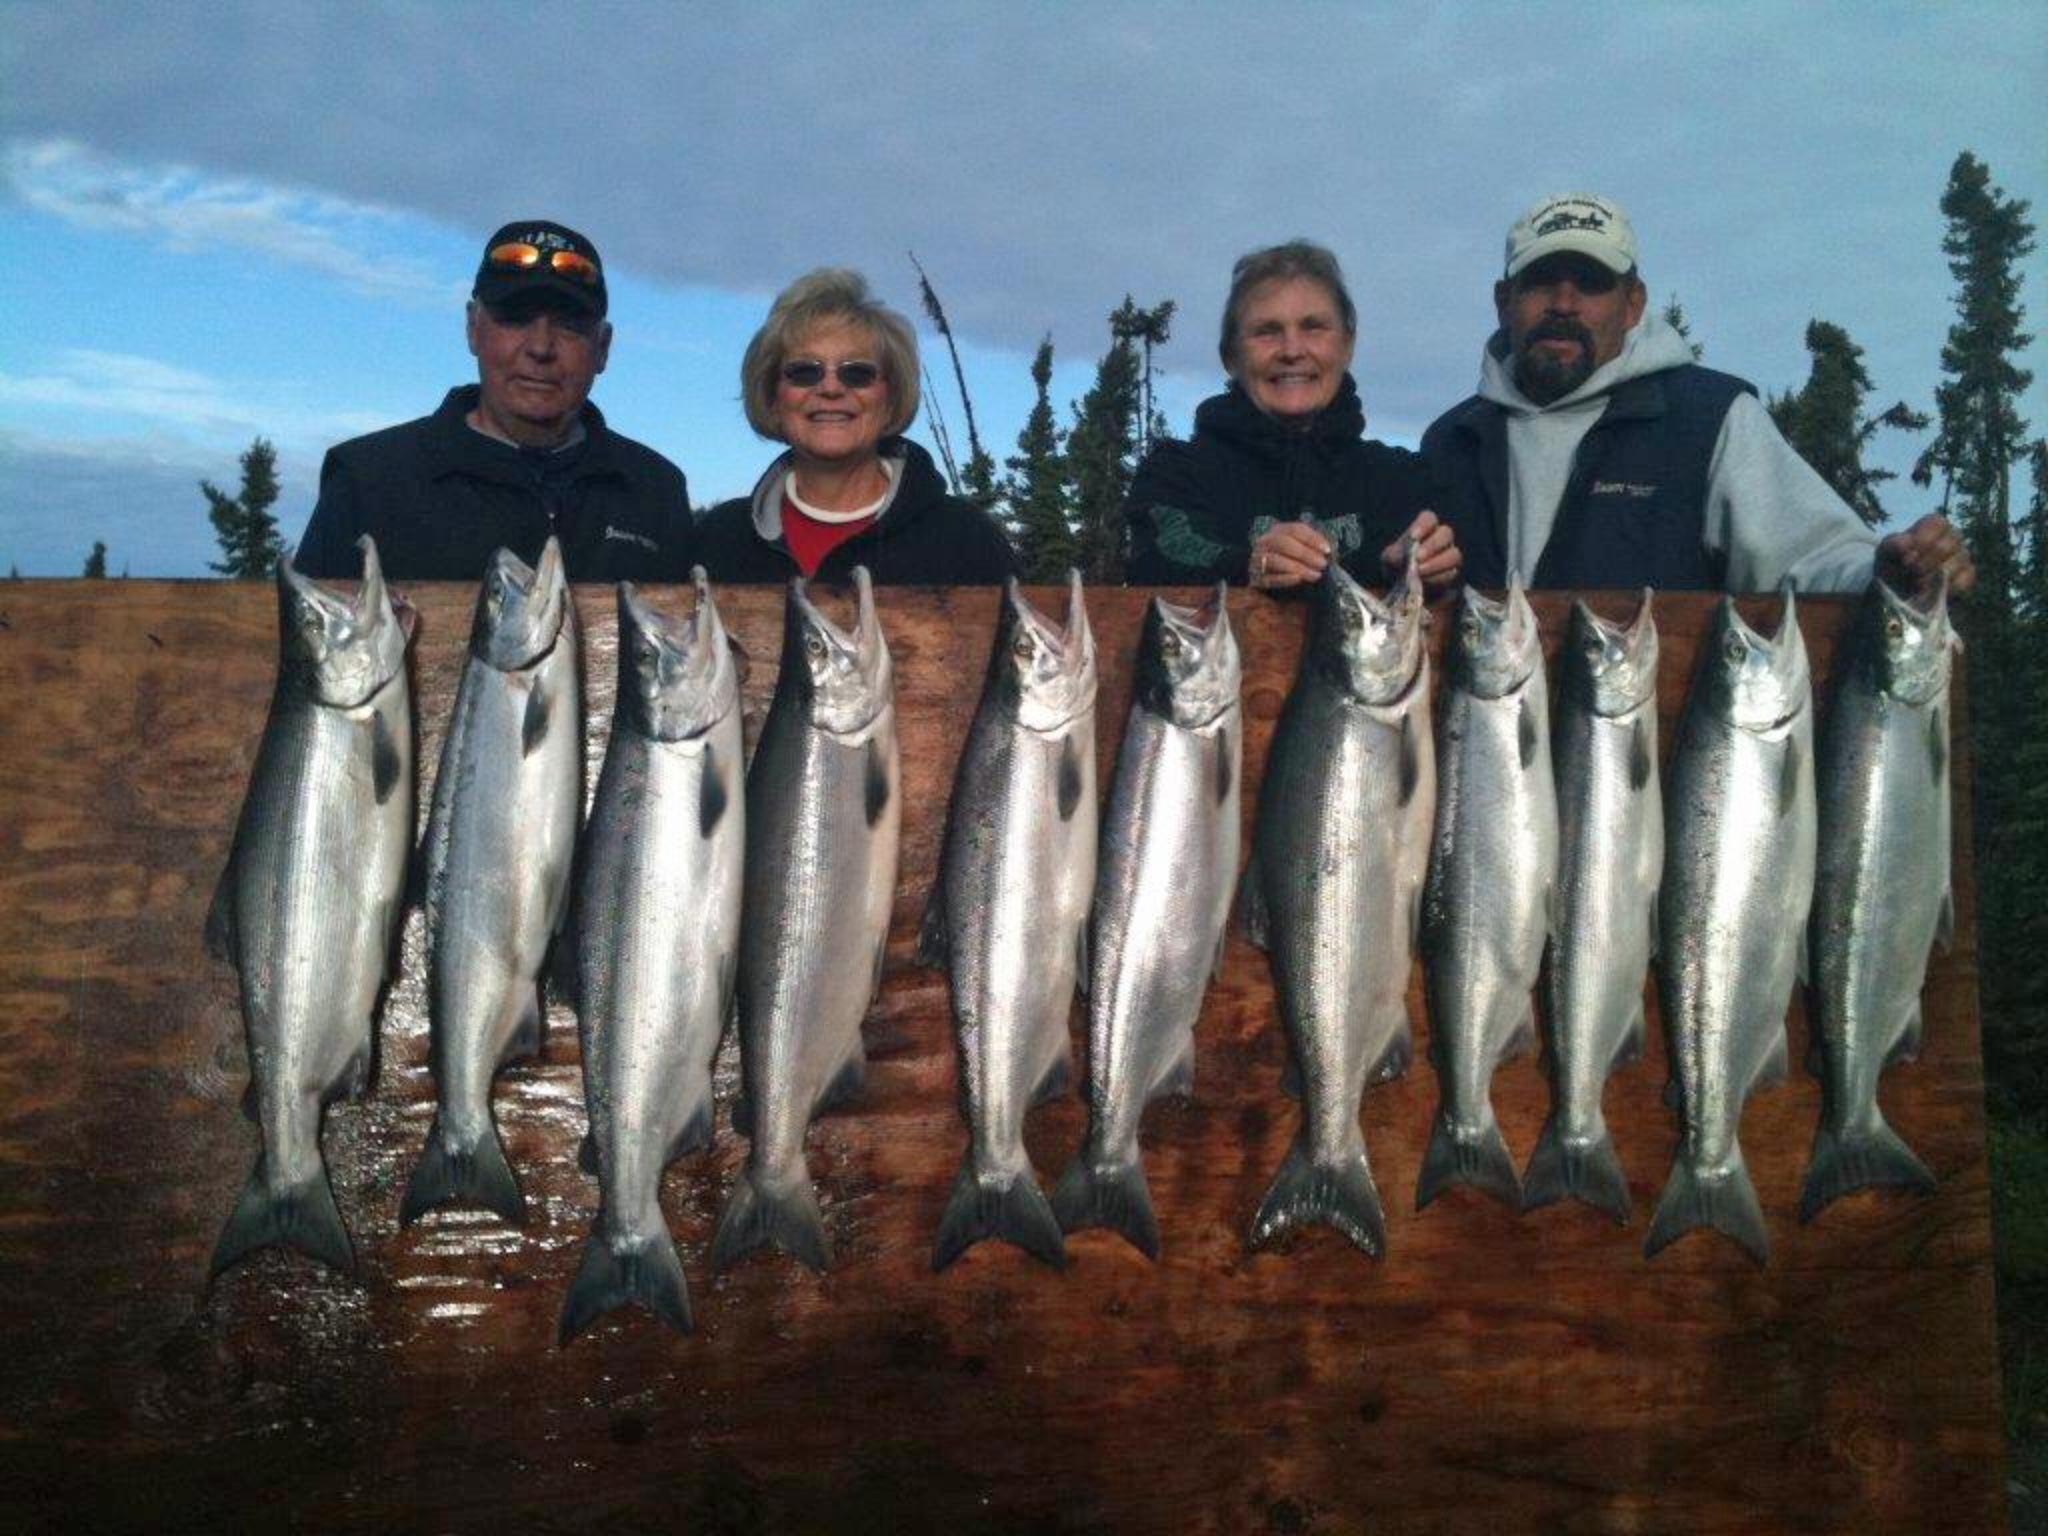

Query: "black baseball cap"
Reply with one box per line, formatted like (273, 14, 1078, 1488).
(473, 220, 608, 318)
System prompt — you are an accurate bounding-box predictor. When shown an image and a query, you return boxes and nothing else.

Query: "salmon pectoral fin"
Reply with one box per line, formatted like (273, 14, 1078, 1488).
(914, 886, 949, 969)
(1236, 859, 1270, 951)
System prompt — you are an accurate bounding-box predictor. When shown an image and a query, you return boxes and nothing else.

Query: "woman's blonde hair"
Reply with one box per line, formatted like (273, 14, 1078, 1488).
(740, 267, 921, 441)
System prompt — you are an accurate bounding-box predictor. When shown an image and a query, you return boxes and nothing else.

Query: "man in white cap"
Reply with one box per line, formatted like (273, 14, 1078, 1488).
(1422, 192, 1971, 594)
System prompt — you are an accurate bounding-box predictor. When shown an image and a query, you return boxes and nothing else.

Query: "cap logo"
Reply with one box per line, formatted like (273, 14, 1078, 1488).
(1536, 209, 1608, 237)
(517, 228, 575, 253)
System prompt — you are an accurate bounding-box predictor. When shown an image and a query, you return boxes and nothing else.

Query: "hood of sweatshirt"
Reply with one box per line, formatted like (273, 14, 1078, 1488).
(1478, 309, 1698, 416)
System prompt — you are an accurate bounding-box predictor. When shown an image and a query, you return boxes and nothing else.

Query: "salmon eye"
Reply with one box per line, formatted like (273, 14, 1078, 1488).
(1012, 630, 1035, 659)
(803, 631, 827, 660)
(1723, 632, 1746, 664)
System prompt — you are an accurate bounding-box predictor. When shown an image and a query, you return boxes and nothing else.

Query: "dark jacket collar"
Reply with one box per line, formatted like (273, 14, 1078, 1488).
(745, 437, 950, 548)
(1194, 374, 1368, 460)
(422, 385, 624, 484)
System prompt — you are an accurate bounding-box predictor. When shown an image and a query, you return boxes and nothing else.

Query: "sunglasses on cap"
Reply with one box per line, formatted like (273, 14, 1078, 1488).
(486, 241, 601, 287)
(780, 359, 883, 390)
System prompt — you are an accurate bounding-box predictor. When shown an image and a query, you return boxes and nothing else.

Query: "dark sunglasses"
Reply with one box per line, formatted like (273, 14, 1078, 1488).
(486, 241, 601, 287)
(780, 358, 883, 390)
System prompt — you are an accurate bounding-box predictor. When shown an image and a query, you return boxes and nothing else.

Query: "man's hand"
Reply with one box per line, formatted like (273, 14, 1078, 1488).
(1248, 521, 1332, 589)
(1381, 510, 1462, 593)
(1876, 513, 1976, 597)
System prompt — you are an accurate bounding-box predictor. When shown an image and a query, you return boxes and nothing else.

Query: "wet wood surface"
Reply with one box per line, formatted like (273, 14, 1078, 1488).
(0, 579, 2007, 1535)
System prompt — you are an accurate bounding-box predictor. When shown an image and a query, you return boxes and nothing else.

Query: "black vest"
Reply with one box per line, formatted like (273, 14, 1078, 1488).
(1423, 365, 1755, 590)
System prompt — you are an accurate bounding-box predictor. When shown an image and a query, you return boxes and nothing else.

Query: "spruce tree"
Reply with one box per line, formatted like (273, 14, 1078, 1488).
(1004, 337, 1076, 581)
(1914, 151, 2035, 1099)
(1114, 298, 1177, 459)
(1662, 295, 1703, 361)
(204, 437, 284, 578)
(82, 541, 107, 579)
(1767, 320, 1928, 527)
(1067, 299, 1150, 584)
(2003, 438, 2048, 1113)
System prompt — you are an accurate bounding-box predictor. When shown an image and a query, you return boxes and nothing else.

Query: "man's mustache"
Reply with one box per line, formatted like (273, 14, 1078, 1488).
(1525, 319, 1594, 350)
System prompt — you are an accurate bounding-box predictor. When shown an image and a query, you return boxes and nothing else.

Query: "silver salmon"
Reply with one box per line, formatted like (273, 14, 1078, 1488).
(921, 574, 1097, 1272)
(1800, 577, 1954, 1222)
(205, 538, 414, 1278)
(1418, 578, 1557, 1211)
(402, 537, 582, 1227)
(1242, 559, 1432, 1258)
(1053, 586, 1240, 1260)
(711, 568, 900, 1273)
(560, 574, 745, 1342)
(1524, 594, 1661, 1223)
(1647, 586, 1815, 1265)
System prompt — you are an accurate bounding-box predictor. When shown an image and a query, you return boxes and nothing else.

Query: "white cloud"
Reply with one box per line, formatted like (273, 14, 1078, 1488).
(0, 347, 389, 449)
(1, 138, 459, 305)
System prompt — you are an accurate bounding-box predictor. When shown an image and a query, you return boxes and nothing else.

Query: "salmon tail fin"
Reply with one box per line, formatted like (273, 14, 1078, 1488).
(210, 1162, 355, 1280)
(1645, 1153, 1769, 1265)
(1797, 1119, 1936, 1223)
(1050, 1153, 1160, 1260)
(1521, 1117, 1631, 1224)
(398, 1117, 526, 1227)
(1248, 1138, 1386, 1259)
(1415, 1113, 1520, 1211)
(557, 1229, 692, 1345)
(708, 1166, 830, 1274)
(931, 1162, 1067, 1272)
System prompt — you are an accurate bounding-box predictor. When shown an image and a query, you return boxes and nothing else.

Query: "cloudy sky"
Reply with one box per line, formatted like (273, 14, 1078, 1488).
(1, 1, 2042, 576)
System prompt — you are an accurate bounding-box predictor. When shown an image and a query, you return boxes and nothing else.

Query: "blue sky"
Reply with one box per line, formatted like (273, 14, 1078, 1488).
(2, 2, 2043, 576)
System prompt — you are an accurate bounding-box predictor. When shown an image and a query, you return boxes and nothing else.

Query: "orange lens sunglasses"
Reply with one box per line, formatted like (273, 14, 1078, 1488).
(486, 241, 601, 287)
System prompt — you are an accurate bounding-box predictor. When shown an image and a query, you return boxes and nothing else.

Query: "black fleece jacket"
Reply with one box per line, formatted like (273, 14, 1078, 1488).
(694, 438, 1016, 584)
(295, 386, 693, 582)
(1123, 377, 1430, 586)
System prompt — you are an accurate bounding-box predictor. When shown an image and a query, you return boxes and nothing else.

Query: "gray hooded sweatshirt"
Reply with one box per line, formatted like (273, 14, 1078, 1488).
(1479, 311, 1880, 592)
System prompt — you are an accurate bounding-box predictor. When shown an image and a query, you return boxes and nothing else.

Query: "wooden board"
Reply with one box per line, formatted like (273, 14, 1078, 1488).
(0, 579, 2008, 1535)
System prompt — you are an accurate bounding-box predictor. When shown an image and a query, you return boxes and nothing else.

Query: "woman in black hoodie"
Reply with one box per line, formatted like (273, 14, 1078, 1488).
(1125, 241, 1458, 592)
(695, 268, 1016, 585)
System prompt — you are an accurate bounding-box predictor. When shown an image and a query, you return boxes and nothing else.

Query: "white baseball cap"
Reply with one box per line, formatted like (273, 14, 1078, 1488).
(1504, 193, 1638, 278)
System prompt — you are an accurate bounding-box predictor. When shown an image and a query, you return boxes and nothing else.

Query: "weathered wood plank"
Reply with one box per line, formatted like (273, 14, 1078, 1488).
(0, 579, 2007, 1535)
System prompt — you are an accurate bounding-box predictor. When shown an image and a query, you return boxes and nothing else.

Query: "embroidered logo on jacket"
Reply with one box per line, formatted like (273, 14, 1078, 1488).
(604, 525, 659, 552)
(1589, 481, 1657, 499)
(1249, 511, 1365, 555)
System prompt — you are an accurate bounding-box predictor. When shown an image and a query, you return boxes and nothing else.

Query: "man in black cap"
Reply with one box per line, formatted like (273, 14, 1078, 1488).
(295, 220, 694, 581)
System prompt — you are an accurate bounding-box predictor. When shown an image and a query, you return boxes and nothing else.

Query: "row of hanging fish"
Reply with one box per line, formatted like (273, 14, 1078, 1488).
(204, 538, 1957, 1346)
(1401, 570, 1956, 1269)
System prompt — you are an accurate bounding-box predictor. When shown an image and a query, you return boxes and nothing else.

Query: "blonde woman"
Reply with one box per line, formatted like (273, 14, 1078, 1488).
(696, 268, 1015, 583)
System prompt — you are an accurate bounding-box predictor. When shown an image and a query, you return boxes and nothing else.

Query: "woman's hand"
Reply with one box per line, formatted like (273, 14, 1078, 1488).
(1380, 510, 1462, 593)
(1248, 521, 1332, 590)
